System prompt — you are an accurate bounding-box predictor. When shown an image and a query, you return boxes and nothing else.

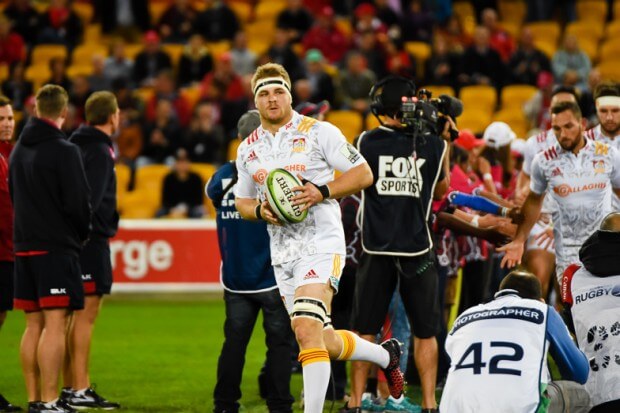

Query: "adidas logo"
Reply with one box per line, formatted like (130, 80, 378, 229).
(303, 269, 318, 280)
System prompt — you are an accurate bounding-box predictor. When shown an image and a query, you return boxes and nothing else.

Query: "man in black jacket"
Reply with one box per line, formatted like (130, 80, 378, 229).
(60, 91, 120, 410)
(9, 85, 91, 413)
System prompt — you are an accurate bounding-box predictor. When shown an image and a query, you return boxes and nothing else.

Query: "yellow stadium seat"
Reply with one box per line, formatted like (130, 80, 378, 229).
(31, 45, 68, 66)
(599, 39, 620, 63)
(525, 21, 561, 46)
(597, 61, 620, 81)
(326, 110, 364, 144)
(500, 84, 538, 110)
(0, 64, 8, 83)
(255, 1, 286, 21)
(456, 110, 492, 135)
(565, 21, 604, 43)
(66, 64, 94, 79)
(498, 0, 526, 24)
(115, 163, 131, 196)
(579, 38, 599, 63)
(615, 2, 620, 22)
(452, 2, 475, 22)
(25, 64, 51, 90)
(492, 109, 530, 139)
(247, 38, 272, 57)
(459, 85, 497, 113)
(533, 39, 557, 59)
(119, 190, 160, 219)
(576, 0, 608, 22)
(605, 20, 620, 40)
(334, 18, 353, 38)
(245, 20, 276, 41)
(422, 85, 456, 97)
(72, 2, 94, 24)
(229, 1, 252, 24)
(83, 24, 102, 44)
(124, 44, 144, 61)
(149, 2, 169, 24)
(134, 87, 155, 103)
(181, 87, 202, 109)
(72, 44, 108, 65)
(161, 44, 184, 67)
(404, 41, 432, 79)
(191, 163, 218, 218)
(207, 41, 232, 59)
(133, 164, 171, 208)
(365, 112, 380, 131)
(227, 139, 241, 161)
(500, 21, 521, 39)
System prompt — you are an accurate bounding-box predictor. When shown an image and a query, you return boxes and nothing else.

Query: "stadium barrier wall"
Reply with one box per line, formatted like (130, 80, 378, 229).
(110, 220, 223, 292)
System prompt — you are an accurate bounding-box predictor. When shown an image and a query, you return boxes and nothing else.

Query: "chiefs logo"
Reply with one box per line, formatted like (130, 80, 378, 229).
(253, 169, 268, 185)
(554, 184, 571, 197)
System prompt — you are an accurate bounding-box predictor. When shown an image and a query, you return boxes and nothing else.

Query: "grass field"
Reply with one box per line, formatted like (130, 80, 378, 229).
(0, 293, 427, 413)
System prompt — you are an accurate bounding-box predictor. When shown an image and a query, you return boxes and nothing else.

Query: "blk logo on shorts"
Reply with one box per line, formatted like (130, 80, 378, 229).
(82, 274, 92, 281)
(50, 288, 67, 295)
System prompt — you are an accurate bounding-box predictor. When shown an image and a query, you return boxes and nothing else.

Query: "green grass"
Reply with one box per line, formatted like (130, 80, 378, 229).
(1, 293, 423, 413)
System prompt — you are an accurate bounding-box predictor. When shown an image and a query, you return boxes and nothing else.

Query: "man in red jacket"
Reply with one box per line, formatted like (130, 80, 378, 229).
(0, 95, 21, 412)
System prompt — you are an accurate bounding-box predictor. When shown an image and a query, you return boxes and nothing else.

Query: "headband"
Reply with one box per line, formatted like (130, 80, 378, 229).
(253, 77, 291, 97)
(596, 96, 620, 107)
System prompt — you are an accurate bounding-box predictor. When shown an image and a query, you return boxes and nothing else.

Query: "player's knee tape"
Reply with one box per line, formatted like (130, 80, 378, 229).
(291, 296, 327, 324)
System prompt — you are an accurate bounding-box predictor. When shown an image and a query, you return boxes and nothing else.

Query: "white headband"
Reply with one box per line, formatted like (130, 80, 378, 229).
(253, 77, 291, 97)
(596, 96, 620, 108)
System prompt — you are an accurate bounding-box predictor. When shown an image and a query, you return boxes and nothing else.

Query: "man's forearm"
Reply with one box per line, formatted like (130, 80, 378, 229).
(514, 192, 544, 242)
(327, 163, 373, 199)
(235, 197, 261, 220)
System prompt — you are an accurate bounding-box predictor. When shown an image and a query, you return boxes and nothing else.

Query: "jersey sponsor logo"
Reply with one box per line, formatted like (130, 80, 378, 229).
(543, 146, 558, 160)
(339, 143, 360, 164)
(284, 164, 306, 172)
(594, 141, 609, 155)
(451, 306, 544, 334)
(376, 155, 425, 197)
(50, 288, 67, 295)
(574, 284, 620, 305)
(297, 117, 317, 134)
(553, 182, 607, 197)
(253, 168, 268, 185)
(303, 269, 318, 280)
(292, 138, 306, 153)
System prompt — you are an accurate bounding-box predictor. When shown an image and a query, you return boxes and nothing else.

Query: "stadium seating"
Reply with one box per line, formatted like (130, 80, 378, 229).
(599, 39, 620, 63)
(191, 163, 218, 217)
(500, 85, 538, 111)
(404, 42, 432, 79)
(492, 109, 530, 138)
(161, 44, 185, 67)
(525, 21, 561, 46)
(605, 20, 620, 39)
(498, 0, 526, 24)
(576, 0, 608, 23)
(457, 109, 493, 134)
(326, 110, 363, 143)
(66, 64, 94, 79)
(72, 44, 108, 65)
(459, 85, 497, 113)
(115, 163, 131, 199)
(227, 139, 241, 161)
(0, 64, 7, 83)
(31, 45, 68, 66)
(597, 61, 620, 81)
(25, 64, 51, 90)
(119, 164, 170, 218)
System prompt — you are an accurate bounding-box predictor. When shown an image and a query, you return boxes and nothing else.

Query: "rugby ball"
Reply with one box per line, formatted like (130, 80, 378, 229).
(265, 168, 308, 223)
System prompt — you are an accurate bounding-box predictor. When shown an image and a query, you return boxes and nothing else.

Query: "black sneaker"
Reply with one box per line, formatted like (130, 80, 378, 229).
(337, 402, 361, 413)
(57, 389, 72, 404)
(28, 402, 74, 413)
(67, 388, 120, 410)
(52, 400, 76, 413)
(0, 394, 22, 412)
(380, 339, 405, 399)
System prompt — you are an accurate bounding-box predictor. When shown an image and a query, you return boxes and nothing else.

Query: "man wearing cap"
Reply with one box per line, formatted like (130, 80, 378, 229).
(132, 30, 173, 87)
(481, 121, 516, 198)
(454, 129, 496, 194)
(207, 110, 294, 413)
(234, 63, 405, 413)
(585, 82, 620, 210)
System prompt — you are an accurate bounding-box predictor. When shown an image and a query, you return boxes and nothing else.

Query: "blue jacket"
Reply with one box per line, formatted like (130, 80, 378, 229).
(206, 161, 276, 292)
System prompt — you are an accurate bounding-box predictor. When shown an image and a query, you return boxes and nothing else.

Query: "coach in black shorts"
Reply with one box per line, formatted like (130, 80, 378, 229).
(9, 85, 91, 413)
(350, 77, 453, 413)
(60, 91, 121, 410)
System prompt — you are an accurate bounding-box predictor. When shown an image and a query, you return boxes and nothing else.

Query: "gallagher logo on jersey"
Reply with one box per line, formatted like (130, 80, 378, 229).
(376, 155, 425, 197)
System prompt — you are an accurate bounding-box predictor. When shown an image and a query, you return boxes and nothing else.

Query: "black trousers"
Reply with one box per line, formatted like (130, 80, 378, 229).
(213, 289, 294, 413)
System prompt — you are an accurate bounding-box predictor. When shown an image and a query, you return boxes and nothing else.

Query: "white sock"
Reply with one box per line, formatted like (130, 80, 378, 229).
(336, 330, 390, 368)
(302, 361, 330, 413)
(44, 399, 59, 408)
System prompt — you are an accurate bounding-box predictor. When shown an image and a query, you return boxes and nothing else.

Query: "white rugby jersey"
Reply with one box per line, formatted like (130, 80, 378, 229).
(530, 139, 620, 272)
(522, 129, 557, 215)
(440, 294, 549, 413)
(586, 125, 620, 210)
(565, 265, 620, 407)
(234, 111, 367, 265)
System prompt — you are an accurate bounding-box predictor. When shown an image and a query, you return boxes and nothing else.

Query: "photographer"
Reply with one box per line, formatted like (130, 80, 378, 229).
(349, 76, 457, 413)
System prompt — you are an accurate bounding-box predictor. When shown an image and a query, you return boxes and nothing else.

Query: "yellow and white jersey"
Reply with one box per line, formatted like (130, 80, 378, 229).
(530, 139, 620, 275)
(585, 124, 620, 210)
(234, 111, 367, 265)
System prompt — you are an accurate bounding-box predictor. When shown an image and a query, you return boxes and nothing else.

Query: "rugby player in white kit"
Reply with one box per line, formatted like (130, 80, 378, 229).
(500, 101, 620, 280)
(234, 63, 405, 413)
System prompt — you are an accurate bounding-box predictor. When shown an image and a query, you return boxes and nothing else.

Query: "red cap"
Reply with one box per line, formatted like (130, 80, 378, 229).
(537, 71, 554, 88)
(319, 6, 334, 18)
(355, 3, 376, 17)
(454, 129, 485, 151)
(144, 30, 160, 44)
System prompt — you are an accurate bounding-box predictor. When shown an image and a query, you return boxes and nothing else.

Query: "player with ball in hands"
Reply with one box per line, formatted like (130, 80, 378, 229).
(234, 63, 406, 413)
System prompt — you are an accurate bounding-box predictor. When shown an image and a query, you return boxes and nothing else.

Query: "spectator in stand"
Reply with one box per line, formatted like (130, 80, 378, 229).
(437, 15, 472, 54)
(156, 148, 204, 218)
(356, 29, 388, 80)
(68, 75, 93, 124)
(481, 121, 518, 200)
(133, 31, 173, 88)
(458, 26, 506, 92)
(508, 27, 551, 86)
(46, 57, 72, 92)
(1, 61, 32, 111)
(37, 0, 83, 50)
(230, 31, 257, 77)
(96, 0, 150, 42)
(353, 3, 387, 45)
(303, 49, 335, 104)
(552, 34, 591, 91)
(580, 68, 602, 125)
(194, 0, 239, 42)
(293, 79, 312, 107)
(139, 99, 182, 166)
(103, 38, 135, 85)
(337, 51, 376, 114)
(524, 71, 556, 132)
(384, 37, 416, 78)
(87, 55, 111, 92)
(177, 34, 213, 87)
(480, 8, 514, 62)
(267, 28, 304, 82)
(454, 129, 497, 195)
(112, 78, 145, 163)
(157, 0, 198, 44)
(374, 0, 400, 33)
(3, 0, 40, 46)
(402, 0, 435, 43)
(302, 6, 350, 65)
(425, 36, 458, 88)
(276, 0, 314, 43)
(145, 70, 192, 128)
(199, 52, 245, 102)
(0, 14, 25, 65)
(183, 101, 226, 165)
(526, 0, 576, 23)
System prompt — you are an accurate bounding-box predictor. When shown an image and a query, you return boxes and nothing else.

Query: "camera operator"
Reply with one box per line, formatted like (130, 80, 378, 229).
(349, 76, 458, 413)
